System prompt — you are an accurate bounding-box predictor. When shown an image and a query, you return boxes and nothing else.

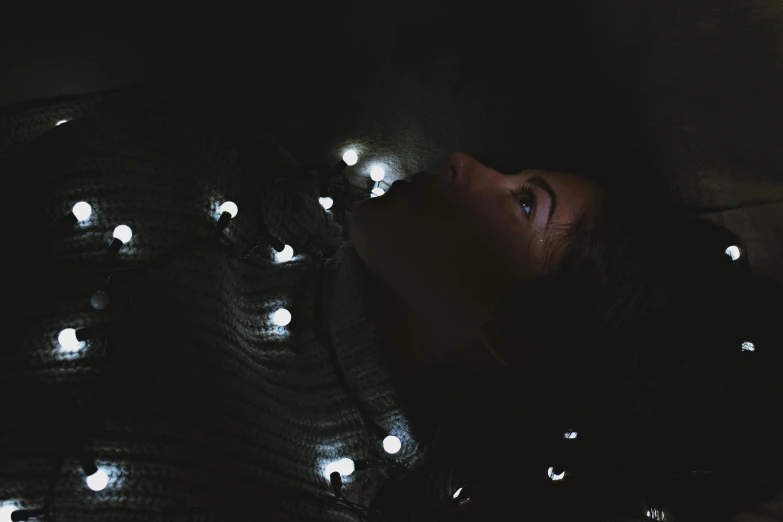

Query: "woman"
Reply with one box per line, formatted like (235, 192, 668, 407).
(354, 154, 783, 521)
(1, 88, 781, 522)
(353, 152, 608, 375)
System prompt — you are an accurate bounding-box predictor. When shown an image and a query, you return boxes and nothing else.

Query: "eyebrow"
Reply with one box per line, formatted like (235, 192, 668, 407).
(527, 175, 558, 227)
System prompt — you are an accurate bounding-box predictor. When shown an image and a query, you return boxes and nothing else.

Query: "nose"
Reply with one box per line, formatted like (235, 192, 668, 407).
(444, 151, 470, 188)
(445, 151, 502, 190)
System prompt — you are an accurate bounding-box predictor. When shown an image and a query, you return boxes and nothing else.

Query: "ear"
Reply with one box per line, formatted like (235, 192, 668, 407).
(476, 316, 537, 370)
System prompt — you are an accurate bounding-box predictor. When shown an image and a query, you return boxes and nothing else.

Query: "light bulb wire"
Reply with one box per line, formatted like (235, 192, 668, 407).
(42, 277, 135, 522)
(26, 164, 394, 522)
(19, 161, 783, 522)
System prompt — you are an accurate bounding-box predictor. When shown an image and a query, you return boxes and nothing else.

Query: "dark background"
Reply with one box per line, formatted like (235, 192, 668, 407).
(1, 0, 782, 281)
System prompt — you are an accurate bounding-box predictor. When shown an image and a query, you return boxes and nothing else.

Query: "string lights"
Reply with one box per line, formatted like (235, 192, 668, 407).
(3, 124, 761, 522)
(369, 165, 387, 197)
(725, 245, 741, 261)
(79, 458, 109, 493)
(4, 140, 412, 522)
(0, 503, 21, 522)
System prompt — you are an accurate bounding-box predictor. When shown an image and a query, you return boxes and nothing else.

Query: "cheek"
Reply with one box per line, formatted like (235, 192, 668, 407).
(412, 199, 535, 316)
(458, 198, 532, 268)
(352, 189, 536, 321)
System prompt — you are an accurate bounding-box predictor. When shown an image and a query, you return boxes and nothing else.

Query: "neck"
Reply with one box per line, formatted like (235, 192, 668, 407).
(367, 280, 502, 381)
(368, 281, 433, 380)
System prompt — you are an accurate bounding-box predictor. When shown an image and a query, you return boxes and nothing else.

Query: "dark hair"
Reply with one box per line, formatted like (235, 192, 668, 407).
(369, 187, 783, 522)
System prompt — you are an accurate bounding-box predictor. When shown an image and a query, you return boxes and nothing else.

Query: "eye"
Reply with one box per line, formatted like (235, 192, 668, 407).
(514, 183, 536, 218)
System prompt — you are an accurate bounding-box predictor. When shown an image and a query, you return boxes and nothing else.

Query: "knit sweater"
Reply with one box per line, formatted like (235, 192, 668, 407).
(0, 90, 428, 522)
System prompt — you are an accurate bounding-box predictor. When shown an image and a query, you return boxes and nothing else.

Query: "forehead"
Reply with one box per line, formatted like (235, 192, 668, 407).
(524, 169, 606, 271)
(530, 169, 606, 224)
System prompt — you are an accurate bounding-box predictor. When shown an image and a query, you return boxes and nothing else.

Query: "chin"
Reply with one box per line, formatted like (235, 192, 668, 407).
(349, 199, 398, 256)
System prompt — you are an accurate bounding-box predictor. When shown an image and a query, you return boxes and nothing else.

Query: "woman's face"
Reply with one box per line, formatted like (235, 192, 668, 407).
(350, 152, 606, 368)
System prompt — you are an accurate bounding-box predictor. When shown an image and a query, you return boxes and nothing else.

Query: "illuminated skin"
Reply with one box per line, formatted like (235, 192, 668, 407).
(350, 152, 605, 375)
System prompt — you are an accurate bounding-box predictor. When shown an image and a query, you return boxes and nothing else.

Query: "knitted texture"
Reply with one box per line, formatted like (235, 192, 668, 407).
(0, 91, 425, 521)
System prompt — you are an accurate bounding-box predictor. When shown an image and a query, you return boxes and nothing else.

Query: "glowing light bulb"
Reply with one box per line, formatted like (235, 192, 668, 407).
(370, 166, 385, 182)
(56, 119, 68, 126)
(324, 458, 355, 479)
(319, 197, 334, 210)
(72, 201, 92, 221)
(58, 328, 85, 352)
(86, 468, 109, 491)
(275, 245, 295, 263)
(342, 150, 359, 166)
(219, 201, 239, 218)
(742, 341, 755, 352)
(548, 467, 565, 481)
(113, 225, 132, 243)
(1, 501, 22, 522)
(324, 462, 337, 479)
(725, 245, 740, 261)
(564, 430, 578, 439)
(452, 487, 463, 499)
(383, 435, 401, 454)
(273, 308, 292, 326)
(337, 458, 355, 476)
